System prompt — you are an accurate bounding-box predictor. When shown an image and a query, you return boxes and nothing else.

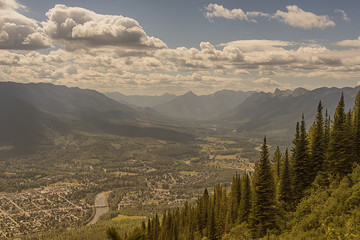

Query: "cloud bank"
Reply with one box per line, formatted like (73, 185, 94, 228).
(0, 0, 359, 94)
(204, 4, 336, 30)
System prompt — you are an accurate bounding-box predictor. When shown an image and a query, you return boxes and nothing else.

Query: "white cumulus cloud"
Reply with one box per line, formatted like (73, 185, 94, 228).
(204, 3, 270, 22)
(337, 36, 360, 48)
(43, 4, 167, 50)
(274, 5, 335, 30)
(204, 4, 335, 30)
(0, 0, 51, 50)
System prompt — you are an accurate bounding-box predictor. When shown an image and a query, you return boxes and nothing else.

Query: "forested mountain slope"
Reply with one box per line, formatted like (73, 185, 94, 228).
(218, 86, 360, 145)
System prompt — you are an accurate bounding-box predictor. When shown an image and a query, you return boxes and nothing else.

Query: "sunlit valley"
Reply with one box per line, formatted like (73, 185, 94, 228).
(1, 0, 360, 239)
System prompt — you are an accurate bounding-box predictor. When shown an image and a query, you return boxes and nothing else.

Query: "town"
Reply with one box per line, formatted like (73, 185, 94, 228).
(0, 183, 92, 238)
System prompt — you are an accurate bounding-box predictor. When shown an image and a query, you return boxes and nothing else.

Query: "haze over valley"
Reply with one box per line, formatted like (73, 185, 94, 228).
(1, 0, 360, 239)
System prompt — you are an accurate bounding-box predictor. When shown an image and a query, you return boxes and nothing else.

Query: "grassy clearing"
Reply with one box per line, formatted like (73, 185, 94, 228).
(180, 171, 200, 176)
(112, 214, 145, 221)
(203, 137, 237, 145)
(215, 155, 238, 160)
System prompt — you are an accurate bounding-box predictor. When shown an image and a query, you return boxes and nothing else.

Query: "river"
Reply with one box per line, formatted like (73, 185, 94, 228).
(88, 192, 109, 225)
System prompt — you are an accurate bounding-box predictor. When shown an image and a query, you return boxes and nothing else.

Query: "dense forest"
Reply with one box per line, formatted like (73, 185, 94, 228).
(108, 92, 360, 240)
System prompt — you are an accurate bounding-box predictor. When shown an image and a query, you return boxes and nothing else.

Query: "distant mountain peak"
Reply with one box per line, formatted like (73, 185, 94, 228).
(273, 87, 309, 98)
(184, 91, 197, 97)
(293, 87, 309, 96)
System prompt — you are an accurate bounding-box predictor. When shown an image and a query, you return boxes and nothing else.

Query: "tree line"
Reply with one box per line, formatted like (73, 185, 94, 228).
(109, 92, 360, 240)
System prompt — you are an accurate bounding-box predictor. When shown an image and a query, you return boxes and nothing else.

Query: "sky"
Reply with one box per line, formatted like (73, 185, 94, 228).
(0, 0, 360, 95)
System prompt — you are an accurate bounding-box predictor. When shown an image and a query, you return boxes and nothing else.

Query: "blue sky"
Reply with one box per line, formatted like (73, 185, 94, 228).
(1, 0, 360, 95)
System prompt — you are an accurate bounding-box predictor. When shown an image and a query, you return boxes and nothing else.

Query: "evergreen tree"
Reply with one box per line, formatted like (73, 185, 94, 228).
(310, 101, 325, 182)
(278, 149, 293, 210)
(250, 136, 276, 238)
(208, 205, 217, 240)
(324, 109, 331, 150)
(292, 115, 311, 203)
(353, 91, 360, 163)
(229, 175, 241, 224)
(153, 213, 160, 240)
(272, 146, 282, 185)
(291, 122, 300, 164)
(197, 188, 209, 234)
(238, 173, 251, 223)
(220, 185, 228, 237)
(213, 184, 225, 239)
(326, 94, 356, 178)
(147, 218, 152, 240)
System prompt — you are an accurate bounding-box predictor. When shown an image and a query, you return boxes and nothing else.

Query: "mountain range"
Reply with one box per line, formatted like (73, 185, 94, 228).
(2, 81, 360, 150)
(105, 90, 253, 120)
(0, 82, 194, 151)
(218, 86, 360, 145)
(105, 85, 360, 145)
(152, 90, 253, 120)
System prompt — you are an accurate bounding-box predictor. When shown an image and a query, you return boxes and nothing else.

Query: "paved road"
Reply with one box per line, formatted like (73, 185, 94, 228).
(88, 192, 109, 225)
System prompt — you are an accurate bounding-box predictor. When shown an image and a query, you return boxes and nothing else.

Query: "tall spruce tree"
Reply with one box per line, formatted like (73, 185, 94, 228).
(272, 146, 282, 185)
(197, 188, 209, 234)
(353, 91, 360, 164)
(324, 109, 331, 149)
(208, 205, 217, 240)
(250, 136, 276, 238)
(326, 93, 355, 178)
(229, 175, 241, 224)
(238, 173, 251, 223)
(291, 122, 300, 162)
(310, 101, 325, 182)
(292, 115, 311, 203)
(278, 149, 293, 210)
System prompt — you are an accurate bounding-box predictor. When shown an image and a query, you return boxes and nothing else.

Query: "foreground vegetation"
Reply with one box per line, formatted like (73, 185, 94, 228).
(109, 92, 360, 239)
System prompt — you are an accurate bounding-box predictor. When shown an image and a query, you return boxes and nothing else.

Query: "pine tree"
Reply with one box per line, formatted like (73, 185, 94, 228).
(147, 218, 152, 240)
(153, 213, 160, 240)
(213, 184, 225, 239)
(292, 115, 311, 203)
(250, 136, 276, 238)
(272, 146, 282, 185)
(208, 205, 217, 240)
(278, 149, 293, 210)
(220, 185, 228, 237)
(291, 122, 300, 162)
(324, 109, 331, 149)
(326, 93, 356, 178)
(353, 91, 360, 163)
(197, 188, 209, 234)
(310, 101, 325, 182)
(238, 173, 251, 223)
(229, 175, 241, 224)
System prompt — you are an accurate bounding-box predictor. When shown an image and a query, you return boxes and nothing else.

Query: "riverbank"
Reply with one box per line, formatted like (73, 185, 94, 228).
(88, 192, 109, 225)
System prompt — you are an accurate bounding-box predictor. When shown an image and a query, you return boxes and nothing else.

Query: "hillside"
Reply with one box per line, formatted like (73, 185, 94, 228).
(153, 90, 253, 120)
(218, 86, 360, 145)
(0, 83, 194, 150)
(0, 82, 134, 115)
(0, 93, 44, 150)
